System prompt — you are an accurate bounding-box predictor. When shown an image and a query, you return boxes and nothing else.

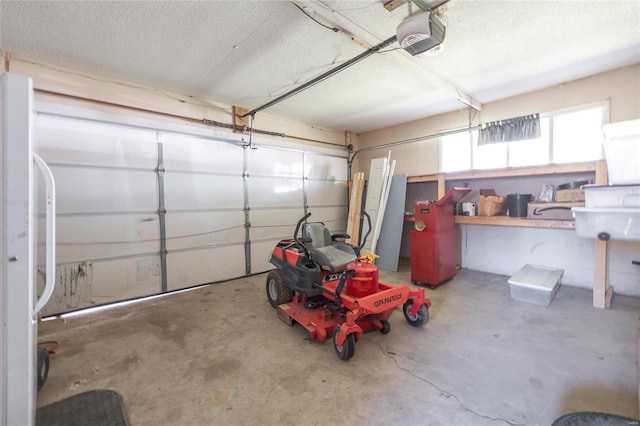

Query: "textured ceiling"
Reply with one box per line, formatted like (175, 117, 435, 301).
(1, 0, 639, 133)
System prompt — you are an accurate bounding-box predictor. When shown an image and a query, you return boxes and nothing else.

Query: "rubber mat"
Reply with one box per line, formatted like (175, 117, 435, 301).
(552, 411, 638, 426)
(36, 389, 128, 426)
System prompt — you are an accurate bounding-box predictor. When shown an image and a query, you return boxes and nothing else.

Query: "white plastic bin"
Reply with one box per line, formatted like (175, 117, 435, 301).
(584, 184, 640, 208)
(508, 265, 563, 306)
(572, 207, 640, 241)
(603, 119, 640, 185)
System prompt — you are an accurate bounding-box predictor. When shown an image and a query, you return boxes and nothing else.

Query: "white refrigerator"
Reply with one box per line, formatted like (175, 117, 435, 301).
(1, 73, 56, 426)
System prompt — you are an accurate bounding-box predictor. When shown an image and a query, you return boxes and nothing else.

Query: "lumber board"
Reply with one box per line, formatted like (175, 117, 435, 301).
(362, 157, 388, 253)
(346, 172, 364, 245)
(372, 160, 395, 255)
(376, 174, 407, 272)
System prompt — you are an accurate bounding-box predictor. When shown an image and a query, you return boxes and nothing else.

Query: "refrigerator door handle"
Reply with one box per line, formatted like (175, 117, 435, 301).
(33, 154, 56, 314)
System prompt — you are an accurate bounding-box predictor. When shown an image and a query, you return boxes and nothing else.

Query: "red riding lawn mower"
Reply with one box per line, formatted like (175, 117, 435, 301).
(266, 212, 431, 360)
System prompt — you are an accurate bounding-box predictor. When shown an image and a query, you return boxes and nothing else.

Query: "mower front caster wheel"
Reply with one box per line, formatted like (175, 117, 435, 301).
(333, 326, 355, 361)
(403, 299, 429, 327)
(266, 270, 294, 308)
(379, 320, 391, 335)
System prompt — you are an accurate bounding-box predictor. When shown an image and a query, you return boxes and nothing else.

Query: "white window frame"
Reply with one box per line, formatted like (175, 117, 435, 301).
(547, 101, 610, 164)
(439, 101, 609, 173)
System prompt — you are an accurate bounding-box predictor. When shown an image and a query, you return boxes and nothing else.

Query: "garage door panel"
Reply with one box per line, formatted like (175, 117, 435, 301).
(248, 148, 303, 177)
(307, 206, 348, 235)
(306, 179, 348, 207)
(162, 133, 244, 173)
(50, 167, 158, 214)
(38, 256, 162, 316)
(165, 211, 245, 251)
(167, 245, 245, 290)
(92, 256, 162, 303)
(305, 154, 348, 180)
(248, 177, 304, 208)
(38, 214, 159, 263)
(249, 208, 305, 241)
(35, 114, 158, 169)
(164, 173, 244, 210)
(251, 240, 279, 274)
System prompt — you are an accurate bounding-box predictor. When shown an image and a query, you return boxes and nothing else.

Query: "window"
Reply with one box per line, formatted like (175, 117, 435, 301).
(473, 135, 506, 169)
(553, 107, 605, 163)
(440, 130, 472, 172)
(440, 104, 606, 172)
(507, 117, 551, 167)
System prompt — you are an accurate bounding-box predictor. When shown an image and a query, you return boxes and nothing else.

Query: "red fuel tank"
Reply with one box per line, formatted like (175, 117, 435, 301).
(346, 261, 379, 297)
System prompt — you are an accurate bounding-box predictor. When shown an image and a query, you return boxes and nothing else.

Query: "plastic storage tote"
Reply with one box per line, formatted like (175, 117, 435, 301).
(603, 119, 640, 185)
(583, 184, 640, 208)
(508, 264, 563, 306)
(572, 207, 640, 241)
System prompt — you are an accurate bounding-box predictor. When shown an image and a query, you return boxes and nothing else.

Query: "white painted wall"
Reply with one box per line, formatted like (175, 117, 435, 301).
(356, 65, 640, 297)
(358, 64, 640, 152)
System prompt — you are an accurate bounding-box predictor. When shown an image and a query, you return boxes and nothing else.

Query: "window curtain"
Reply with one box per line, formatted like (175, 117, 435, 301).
(478, 113, 541, 145)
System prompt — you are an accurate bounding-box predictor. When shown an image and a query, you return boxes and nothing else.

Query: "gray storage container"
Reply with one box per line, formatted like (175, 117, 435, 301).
(508, 265, 563, 306)
(584, 184, 640, 208)
(572, 207, 640, 241)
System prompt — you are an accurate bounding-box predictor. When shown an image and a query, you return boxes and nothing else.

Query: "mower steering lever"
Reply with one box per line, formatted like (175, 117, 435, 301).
(313, 269, 355, 311)
(357, 211, 373, 250)
(293, 212, 313, 265)
(335, 269, 355, 298)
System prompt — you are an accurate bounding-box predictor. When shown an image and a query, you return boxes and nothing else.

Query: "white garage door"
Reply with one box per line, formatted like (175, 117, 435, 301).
(34, 113, 348, 315)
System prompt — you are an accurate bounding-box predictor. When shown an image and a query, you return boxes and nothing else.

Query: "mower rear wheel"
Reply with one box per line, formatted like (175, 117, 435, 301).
(403, 299, 429, 327)
(37, 347, 49, 391)
(266, 270, 294, 308)
(333, 326, 355, 361)
(379, 320, 391, 335)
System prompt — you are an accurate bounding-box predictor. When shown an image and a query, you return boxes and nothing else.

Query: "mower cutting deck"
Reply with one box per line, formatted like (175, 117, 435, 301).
(266, 212, 431, 360)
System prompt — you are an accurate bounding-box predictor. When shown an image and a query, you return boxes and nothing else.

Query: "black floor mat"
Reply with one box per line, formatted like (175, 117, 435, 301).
(552, 412, 639, 426)
(36, 389, 128, 426)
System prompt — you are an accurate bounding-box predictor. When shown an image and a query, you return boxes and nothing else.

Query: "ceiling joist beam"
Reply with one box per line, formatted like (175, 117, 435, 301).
(383, 1, 453, 13)
(382, 0, 408, 12)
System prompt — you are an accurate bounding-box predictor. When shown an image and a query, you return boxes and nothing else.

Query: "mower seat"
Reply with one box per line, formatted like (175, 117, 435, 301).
(303, 222, 357, 272)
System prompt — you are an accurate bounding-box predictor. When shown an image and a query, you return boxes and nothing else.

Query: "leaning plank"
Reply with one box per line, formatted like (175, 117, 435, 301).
(376, 174, 407, 272)
(372, 160, 396, 255)
(352, 173, 365, 244)
(362, 158, 388, 253)
(369, 160, 390, 254)
(346, 172, 364, 245)
(346, 176, 356, 242)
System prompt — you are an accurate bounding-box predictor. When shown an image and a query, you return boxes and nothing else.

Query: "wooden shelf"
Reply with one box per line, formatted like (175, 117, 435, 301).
(404, 213, 575, 229)
(454, 216, 576, 229)
(407, 173, 439, 183)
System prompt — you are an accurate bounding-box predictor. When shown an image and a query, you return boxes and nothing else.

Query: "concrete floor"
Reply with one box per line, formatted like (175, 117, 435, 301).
(37, 264, 640, 426)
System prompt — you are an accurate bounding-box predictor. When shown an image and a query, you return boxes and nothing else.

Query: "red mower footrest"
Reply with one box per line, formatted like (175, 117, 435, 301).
(356, 284, 410, 315)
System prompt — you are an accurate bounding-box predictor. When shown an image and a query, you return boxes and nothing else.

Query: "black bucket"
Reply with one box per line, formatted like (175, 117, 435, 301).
(507, 194, 531, 217)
